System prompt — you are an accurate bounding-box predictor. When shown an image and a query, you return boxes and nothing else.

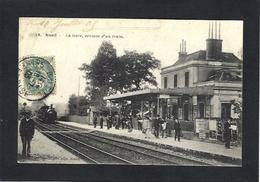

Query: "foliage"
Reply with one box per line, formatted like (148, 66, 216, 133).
(68, 94, 90, 116)
(79, 41, 161, 108)
(231, 99, 242, 119)
(119, 51, 161, 91)
(79, 41, 119, 108)
(231, 98, 242, 140)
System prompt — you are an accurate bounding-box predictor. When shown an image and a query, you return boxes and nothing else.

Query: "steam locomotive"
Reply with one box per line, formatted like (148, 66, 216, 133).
(37, 105, 57, 124)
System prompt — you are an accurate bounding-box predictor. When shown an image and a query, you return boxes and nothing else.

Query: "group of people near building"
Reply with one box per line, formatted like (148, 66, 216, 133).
(92, 112, 234, 149)
(139, 115, 181, 141)
(93, 113, 134, 132)
(92, 113, 182, 141)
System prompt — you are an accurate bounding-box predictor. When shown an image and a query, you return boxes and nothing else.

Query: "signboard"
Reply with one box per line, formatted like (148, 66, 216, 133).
(230, 125, 237, 130)
(209, 119, 217, 131)
(159, 94, 171, 99)
(196, 119, 207, 133)
(199, 130, 207, 139)
(169, 97, 178, 104)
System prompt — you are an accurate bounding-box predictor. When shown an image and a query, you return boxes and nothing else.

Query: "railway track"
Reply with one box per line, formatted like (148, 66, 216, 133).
(35, 120, 212, 166)
(35, 121, 134, 165)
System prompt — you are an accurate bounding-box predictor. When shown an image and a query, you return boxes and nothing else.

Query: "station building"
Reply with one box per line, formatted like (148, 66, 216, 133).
(104, 23, 242, 139)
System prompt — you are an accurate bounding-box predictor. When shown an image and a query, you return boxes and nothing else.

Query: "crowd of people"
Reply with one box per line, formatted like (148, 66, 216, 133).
(92, 113, 182, 141)
(91, 112, 234, 149)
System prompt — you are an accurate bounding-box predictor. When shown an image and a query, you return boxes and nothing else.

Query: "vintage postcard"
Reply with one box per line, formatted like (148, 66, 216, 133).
(18, 18, 243, 166)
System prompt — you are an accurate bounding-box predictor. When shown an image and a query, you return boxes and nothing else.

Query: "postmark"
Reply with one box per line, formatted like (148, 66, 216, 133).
(18, 56, 56, 101)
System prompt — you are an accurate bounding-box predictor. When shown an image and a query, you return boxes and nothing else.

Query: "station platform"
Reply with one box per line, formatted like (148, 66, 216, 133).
(58, 121, 242, 163)
(17, 127, 86, 164)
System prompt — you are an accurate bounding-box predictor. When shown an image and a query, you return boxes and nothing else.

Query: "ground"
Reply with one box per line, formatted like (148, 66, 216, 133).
(17, 127, 86, 164)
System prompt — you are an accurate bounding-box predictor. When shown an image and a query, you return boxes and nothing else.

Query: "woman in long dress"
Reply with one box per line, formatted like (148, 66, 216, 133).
(142, 116, 152, 138)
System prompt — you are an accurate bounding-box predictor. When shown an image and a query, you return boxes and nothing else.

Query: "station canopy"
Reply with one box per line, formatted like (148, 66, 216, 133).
(104, 87, 215, 101)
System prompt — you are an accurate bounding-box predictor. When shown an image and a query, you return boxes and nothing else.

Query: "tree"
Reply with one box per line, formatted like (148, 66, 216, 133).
(119, 51, 161, 91)
(80, 41, 118, 88)
(79, 41, 119, 108)
(79, 41, 161, 108)
(68, 94, 90, 116)
(231, 97, 242, 141)
(68, 94, 78, 115)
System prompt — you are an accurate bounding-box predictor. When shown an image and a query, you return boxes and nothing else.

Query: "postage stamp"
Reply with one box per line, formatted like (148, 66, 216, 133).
(18, 56, 56, 101)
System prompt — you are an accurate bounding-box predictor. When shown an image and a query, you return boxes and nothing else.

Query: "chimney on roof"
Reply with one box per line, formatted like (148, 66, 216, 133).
(206, 21, 223, 60)
(179, 39, 187, 59)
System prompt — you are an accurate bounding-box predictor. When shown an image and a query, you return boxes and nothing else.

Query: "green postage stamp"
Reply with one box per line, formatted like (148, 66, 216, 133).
(18, 56, 56, 101)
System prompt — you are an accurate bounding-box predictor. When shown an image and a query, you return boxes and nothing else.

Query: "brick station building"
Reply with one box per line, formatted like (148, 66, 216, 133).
(104, 23, 242, 140)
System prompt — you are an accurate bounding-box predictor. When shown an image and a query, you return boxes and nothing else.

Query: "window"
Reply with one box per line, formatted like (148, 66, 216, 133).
(174, 74, 177, 88)
(185, 72, 189, 87)
(164, 77, 168, 88)
(198, 103, 205, 118)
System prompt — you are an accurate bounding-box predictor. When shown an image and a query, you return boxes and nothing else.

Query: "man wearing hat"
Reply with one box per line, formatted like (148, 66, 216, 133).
(19, 110, 35, 157)
(154, 115, 162, 138)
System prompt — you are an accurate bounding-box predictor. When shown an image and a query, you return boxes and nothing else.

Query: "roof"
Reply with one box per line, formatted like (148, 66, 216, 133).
(104, 87, 215, 101)
(164, 50, 242, 68)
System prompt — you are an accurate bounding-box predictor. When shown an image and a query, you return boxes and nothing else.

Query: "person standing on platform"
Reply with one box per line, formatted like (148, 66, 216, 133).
(154, 115, 161, 138)
(166, 115, 172, 137)
(161, 118, 167, 138)
(19, 110, 35, 157)
(100, 114, 104, 129)
(174, 118, 181, 142)
(121, 115, 126, 129)
(126, 115, 133, 132)
(93, 114, 97, 128)
(107, 115, 111, 129)
(224, 118, 232, 149)
(115, 115, 120, 129)
(137, 115, 143, 131)
(132, 114, 138, 130)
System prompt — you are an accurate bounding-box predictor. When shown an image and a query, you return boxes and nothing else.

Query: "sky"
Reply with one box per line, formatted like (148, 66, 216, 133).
(19, 18, 243, 106)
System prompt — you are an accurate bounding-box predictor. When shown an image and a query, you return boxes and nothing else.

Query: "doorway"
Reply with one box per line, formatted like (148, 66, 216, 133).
(221, 103, 231, 119)
(183, 103, 189, 120)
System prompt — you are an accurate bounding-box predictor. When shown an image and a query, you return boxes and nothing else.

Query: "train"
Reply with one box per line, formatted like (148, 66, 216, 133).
(37, 105, 57, 124)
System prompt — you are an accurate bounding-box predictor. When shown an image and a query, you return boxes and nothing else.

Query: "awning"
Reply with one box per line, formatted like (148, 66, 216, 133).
(104, 86, 215, 101)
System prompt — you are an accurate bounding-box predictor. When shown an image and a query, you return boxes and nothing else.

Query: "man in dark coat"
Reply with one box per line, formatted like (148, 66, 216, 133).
(223, 118, 232, 149)
(154, 115, 161, 138)
(174, 118, 181, 141)
(93, 114, 97, 128)
(100, 114, 104, 129)
(19, 111, 35, 157)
